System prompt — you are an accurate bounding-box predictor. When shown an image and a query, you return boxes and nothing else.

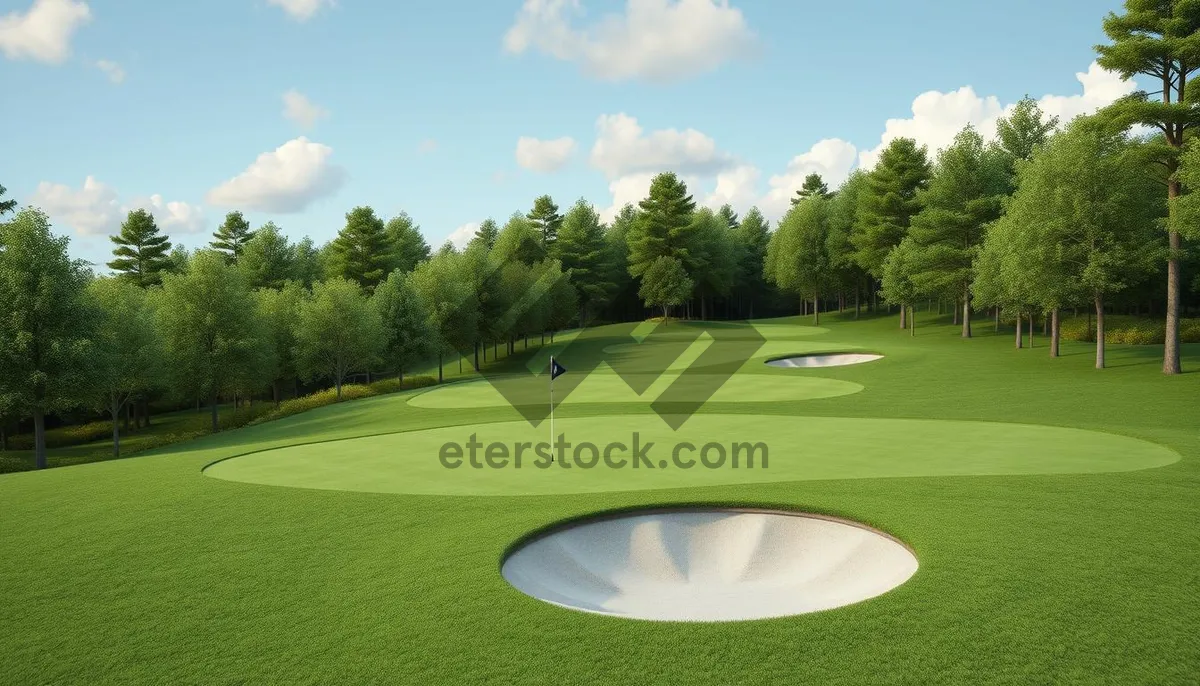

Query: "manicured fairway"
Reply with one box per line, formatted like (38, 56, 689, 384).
(1, 313, 1198, 685)
(205, 415, 1178, 495)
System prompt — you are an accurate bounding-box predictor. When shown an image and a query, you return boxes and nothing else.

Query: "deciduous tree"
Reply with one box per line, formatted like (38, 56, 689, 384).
(295, 279, 385, 399)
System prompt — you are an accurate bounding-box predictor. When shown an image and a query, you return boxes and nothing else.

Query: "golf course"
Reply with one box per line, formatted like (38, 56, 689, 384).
(1, 313, 1196, 684)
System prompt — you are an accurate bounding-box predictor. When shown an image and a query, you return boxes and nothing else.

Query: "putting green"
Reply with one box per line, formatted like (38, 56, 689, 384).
(599, 339, 868, 371)
(203, 414, 1179, 496)
(406, 373, 863, 409)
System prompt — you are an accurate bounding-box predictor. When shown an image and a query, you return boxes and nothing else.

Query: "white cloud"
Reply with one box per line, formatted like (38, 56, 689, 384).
(503, 0, 756, 83)
(446, 222, 478, 250)
(0, 0, 90, 63)
(27, 176, 205, 236)
(758, 138, 857, 219)
(282, 89, 328, 130)
(95, 58, 124, 84)
(205, 137, 346, 213)
(417, 138, 438, 154)
(700, 164, 761, 212)
(856, 61, 1136, 169)
(267, 0, 333, 21)
(516, 136, 576, 172)
(590, 112, 734, 179)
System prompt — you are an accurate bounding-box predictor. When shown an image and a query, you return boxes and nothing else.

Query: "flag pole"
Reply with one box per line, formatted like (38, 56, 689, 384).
(549, 355, 555, 459)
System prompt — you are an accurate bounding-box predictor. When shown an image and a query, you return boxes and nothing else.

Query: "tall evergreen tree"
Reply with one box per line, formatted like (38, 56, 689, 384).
(0, 209, 97, 469)
(239, 222, 295, 290)
(211, 211, 256, 263)
(556, 198, 617, 322)
(0, 184, 16, 215)
(792, 173, 833, 205)
(385, 212, 431, 273)
(328, 206, 394, 291)
(627, 172, 698, 278)
(108, 209, 173, 288)
(906, 126, 1008, 337)
(735, 206, 771, 319)
(469, 218, 500, 250)
(718, 204, 740, 230)
(527, 195, 563, 249)
(1095, 1, 1200, 374)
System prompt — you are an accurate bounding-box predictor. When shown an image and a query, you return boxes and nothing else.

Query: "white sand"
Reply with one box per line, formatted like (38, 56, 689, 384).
(766, 353, 883, 368)
(501, 510, 918, 622)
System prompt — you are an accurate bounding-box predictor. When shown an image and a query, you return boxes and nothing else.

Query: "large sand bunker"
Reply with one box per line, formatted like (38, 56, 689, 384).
(766, 353, 883, 368)
(500, 508, 918, 621)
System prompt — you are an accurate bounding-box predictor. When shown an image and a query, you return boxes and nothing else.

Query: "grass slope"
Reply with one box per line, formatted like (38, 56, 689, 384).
(1, 312, 1198, 685)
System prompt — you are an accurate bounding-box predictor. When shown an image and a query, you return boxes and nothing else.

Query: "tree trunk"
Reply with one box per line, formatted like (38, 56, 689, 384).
(210, 389, 219, 434)
(111, 392, 121, 459)
(899, 304, 907, 329)
(33, 406, 46, 470)
(438, 353, 443, 383)
(994, 307, 1000, 333)
(1095, 293, 1106, 369)
(1164, 219, 1182, 374)
(701, 296, 707, 321)
(1015, 313, 1023, 349)
(910, 305, 915, 337)
(1050, 308, 1060, 358)
(1028, 312, 1034, 348)
(474, 341, 480, 371)
(962, 286, 972, 338)
(854, 283, 860, 320)
(813, 294, 819, 325)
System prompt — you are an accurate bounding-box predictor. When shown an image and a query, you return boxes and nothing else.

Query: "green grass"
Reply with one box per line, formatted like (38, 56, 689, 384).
(1, 311, 1198, 684)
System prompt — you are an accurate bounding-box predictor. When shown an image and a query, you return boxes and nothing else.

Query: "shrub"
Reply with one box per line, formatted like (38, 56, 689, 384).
(248, 384, 380, 425)
(1060, 315, 1200, 345)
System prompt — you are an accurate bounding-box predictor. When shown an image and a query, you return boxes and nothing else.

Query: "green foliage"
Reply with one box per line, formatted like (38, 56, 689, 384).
(239, 222, 295, 290)
(791, 172, 833, 205)
(993, 96, 1059, 181)
(767, 198, 832, 305)
(556, 198, 617, 321)
(638, 255, 693, 318)
(291, 237, 324, 287)
(717, 204, 740, 229)
(0, 183, 17, 215)
(294, 279, 385, 397)
(1060, 315, 1200, 345)
(735, 206, 771, 316)
(527, 195, 563, 248)
(0, 208, 96, 467)
(248, 384, 379, 425)
(86, 277, 162, 440)
(492, 212, 545, 266)
(328, 206, 394, 291)
(689, 207, 739, 305)
(469, 218, 500, 250)
(155, 250, 265, 409)
(385, 212, 431, 273)
(906, 126, 1007, 304)
(374, 270, 435, 378)
(108, 209, 173, 287)
(254, 282, 307, 397)
(825, 172, 868, 295)
(627, 172, 698, 279)
(166, 245, 190, 275)
(409, 250, 479, 359)
(211, 211, 256, 263)
(853, 137, 932, 277)
(1168, 136, 1200, 241)
(879, 238, 919, 307)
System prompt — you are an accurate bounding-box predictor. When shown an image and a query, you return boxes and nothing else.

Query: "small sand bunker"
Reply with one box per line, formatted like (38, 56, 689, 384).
(766, 353, 883, 368)
(500, 508, 918, 622)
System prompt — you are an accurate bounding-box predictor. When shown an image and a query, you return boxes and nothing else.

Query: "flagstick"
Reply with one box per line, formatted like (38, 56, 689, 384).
(549, 356, 555, 461)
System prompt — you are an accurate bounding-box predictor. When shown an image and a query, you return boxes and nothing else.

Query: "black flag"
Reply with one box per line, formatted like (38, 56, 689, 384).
(550, 357, 567, 381)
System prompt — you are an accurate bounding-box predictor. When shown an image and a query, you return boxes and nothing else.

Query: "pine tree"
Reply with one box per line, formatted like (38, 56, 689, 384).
(527, 195, 563, 248)
(791, 173, 833, 205)
(211, 211, 256, 263)
(627, 172, 698, 279)
(469, 218, 500, 249)
(556, 198, 617, 322)
(718, 204, 740, 230)
(852, 138, 932, 279)
(108, 209, 173, 288)
(0, 184, 16, 215)
(329, 206, 395, 292)
(385, 212, 431, 273)
(736, 206, 770, 318)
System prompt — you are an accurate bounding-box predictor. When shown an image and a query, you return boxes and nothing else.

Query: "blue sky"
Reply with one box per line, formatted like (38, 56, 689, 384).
(1, 0, 1137, 268)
